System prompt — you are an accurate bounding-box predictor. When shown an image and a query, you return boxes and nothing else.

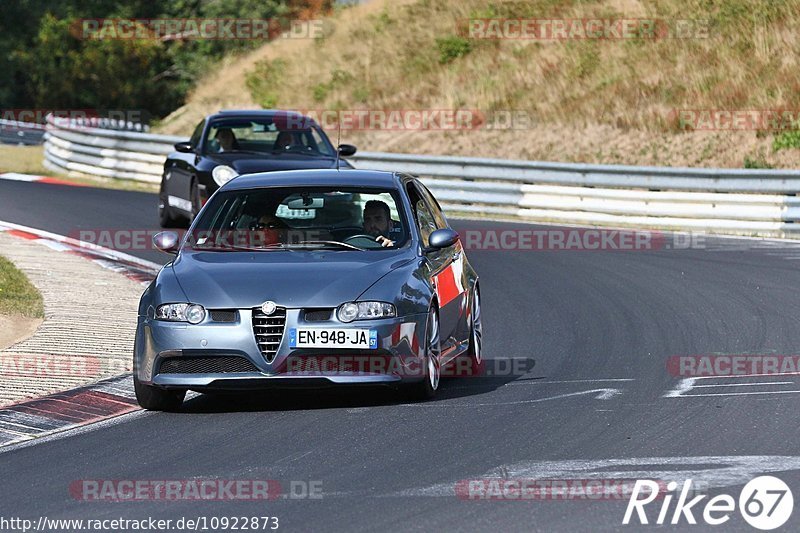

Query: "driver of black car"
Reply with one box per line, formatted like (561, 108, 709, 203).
(274, 131, 299, 151)
(214, 128, 239, 152)
(363, 200, 401, 248)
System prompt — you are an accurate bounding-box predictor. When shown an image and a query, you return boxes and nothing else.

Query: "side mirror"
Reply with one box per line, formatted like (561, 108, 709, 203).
(424, 228, 459, 253)
(174, 141, 194, 153)
(337, 144, 357, 157)
(153, 231, 180, 254)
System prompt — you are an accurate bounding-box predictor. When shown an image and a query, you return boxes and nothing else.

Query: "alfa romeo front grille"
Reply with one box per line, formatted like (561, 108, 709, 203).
(252, 306, 287, 363)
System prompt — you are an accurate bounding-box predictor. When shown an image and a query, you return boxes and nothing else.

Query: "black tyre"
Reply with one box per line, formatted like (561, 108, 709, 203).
(405, 307, 441, 401)
(134, 374, 185, 411)
(188, 180, 202, 225)
(158, 185, 181, 228)
(464, 286, 485, 377)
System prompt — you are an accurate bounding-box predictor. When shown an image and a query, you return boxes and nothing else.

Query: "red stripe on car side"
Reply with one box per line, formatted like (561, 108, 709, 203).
(435, 264, 461, 307)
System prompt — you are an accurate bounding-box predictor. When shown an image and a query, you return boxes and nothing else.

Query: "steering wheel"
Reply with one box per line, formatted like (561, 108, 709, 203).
(249, 219, 289, 230)
(281, 144, 311, 153)
(344, 234, 381, 247)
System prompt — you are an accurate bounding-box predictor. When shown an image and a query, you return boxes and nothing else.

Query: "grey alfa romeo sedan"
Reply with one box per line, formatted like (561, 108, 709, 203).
(134, 169, 483, 410)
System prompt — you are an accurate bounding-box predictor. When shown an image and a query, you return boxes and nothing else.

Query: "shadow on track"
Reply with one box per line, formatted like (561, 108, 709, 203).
(177, 358, 536, 413)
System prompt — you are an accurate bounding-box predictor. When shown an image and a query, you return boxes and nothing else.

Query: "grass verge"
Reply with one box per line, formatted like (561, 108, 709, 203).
(0, 255, 44, 318)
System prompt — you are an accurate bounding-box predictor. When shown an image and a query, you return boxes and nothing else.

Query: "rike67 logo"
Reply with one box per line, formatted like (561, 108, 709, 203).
(624, 476, 793, 530)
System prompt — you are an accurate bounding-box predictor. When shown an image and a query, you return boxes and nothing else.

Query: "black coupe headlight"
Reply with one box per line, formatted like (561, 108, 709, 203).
(212, 165, 238, 186)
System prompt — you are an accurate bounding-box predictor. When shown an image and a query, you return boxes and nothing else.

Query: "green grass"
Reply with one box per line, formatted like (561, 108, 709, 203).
(773, 128, 800, 152)
(435, 35, 473, 64)
(245, 58, 287, 109)
(0, 145, 50, 175)
(0, 255, 44, 318)
(744, 152, 774, 169)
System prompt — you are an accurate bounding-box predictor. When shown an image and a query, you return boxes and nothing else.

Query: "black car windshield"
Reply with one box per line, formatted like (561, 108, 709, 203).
(189, 187, 409, 251)
(204, 118, 336, 156)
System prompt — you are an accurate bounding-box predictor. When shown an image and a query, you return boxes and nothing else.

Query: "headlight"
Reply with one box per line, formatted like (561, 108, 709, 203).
(337, 302, 396, 322)
(212, 165, 238, 186)
(156, 303, 206, 324)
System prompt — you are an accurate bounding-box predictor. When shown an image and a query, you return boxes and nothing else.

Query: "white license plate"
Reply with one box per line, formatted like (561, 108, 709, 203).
(289, 328, 378, 349)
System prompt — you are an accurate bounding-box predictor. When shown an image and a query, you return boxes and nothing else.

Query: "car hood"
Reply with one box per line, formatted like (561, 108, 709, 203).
(170, 248, 415, 309)
(208, 153, 349, 174)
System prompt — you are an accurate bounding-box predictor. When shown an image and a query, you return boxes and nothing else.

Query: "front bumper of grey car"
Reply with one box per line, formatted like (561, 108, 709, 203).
(134, 306, 429, 390)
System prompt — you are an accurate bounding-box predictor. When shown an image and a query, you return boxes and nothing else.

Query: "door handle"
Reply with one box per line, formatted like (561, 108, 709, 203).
(452, 251, 461, 261)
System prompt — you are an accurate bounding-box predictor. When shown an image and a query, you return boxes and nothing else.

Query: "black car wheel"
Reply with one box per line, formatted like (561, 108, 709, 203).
(464, 286, 485, 376)
(405, 307, 441, 401)
(188, 180, 202, 225)
(134, 374, 186, 411)
(158, 186, 181, 228)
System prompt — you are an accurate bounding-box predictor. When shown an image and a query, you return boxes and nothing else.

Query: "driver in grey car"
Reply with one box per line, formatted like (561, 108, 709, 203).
(363, 200, 400, 247)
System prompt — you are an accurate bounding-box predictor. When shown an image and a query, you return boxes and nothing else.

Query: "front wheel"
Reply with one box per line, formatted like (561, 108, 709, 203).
(464, 287, 485, 376)
(188, 181, 202, 225)
(134, 374, 185, 411)
(404, 307, 441, 401)
(158, 186, 181, 228)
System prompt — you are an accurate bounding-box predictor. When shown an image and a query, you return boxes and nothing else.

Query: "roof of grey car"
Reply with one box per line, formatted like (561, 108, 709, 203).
(221, 169, 403, 190)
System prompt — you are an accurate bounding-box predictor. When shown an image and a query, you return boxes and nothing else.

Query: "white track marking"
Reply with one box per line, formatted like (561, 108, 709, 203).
(33, 239, 71, 251)
(509, 378, 634, 384)
(0, 219, 160, 272)
(664, 373, 800, 398)
(0, 172, 42, 182)
(0, 408, 148, 456)
(401, 388, 622, 408)
(692, 381, 794, 388)
(679, 390, 800, 398)
(393, 455, 800, 498)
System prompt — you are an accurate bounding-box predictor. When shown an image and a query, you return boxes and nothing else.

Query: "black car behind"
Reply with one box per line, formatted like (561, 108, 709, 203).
(158, 109, 357, 227)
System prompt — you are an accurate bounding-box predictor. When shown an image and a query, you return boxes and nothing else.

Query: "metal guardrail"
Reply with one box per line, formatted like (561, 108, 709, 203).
(43, 115, 800, 237)
(0, 119, 46, 146)
(3, 117, 150, 146)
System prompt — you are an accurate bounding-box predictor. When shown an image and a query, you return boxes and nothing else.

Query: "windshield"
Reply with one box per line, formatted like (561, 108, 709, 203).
(189, 186, 409, 251)
(203, 118, 335, 156)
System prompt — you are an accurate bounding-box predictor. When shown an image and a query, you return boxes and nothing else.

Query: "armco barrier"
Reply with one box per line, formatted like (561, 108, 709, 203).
(0, 119, 45, 146)
(43, 115, 800, 237)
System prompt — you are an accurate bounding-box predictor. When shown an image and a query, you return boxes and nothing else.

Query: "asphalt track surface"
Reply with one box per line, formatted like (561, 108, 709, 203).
(3, 179, 800, 531)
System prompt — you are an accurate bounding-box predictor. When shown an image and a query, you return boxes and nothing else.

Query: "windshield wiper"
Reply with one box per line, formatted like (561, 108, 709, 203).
(194, 243, 287, 252)
(194, 241, 362, 252)
(219, 149, 265, 155)
(232, 243, 287, 251)
(286, 240, 364, 251)
(270, 149, 326, 157)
